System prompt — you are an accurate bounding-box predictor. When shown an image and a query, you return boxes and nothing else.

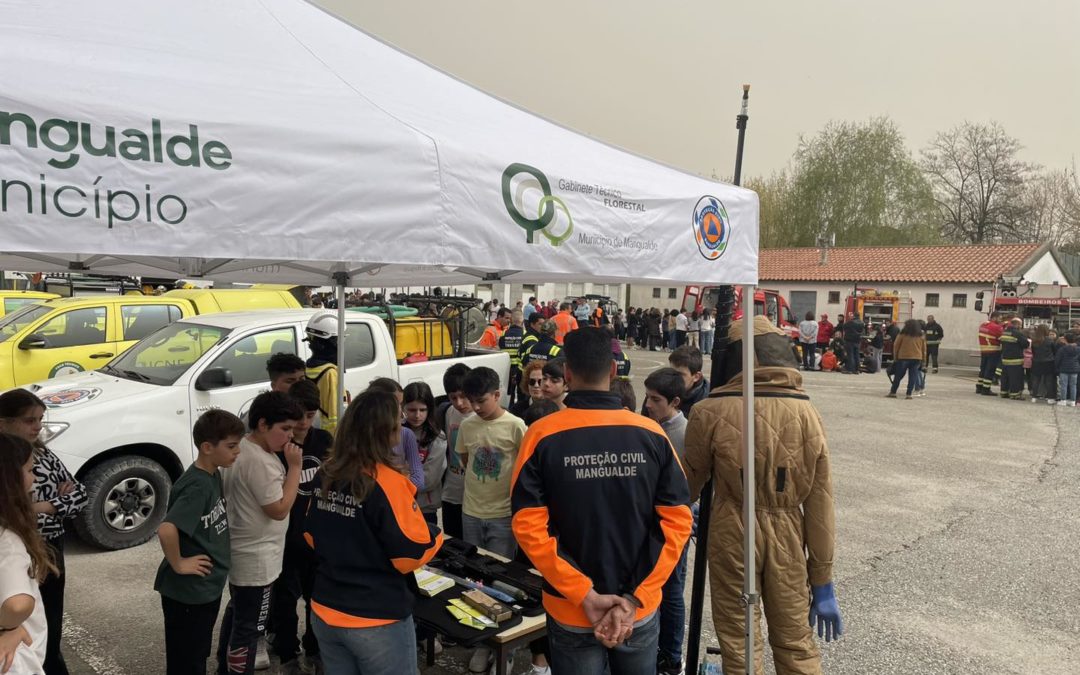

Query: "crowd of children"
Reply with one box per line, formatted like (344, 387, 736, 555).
(0, 326, 704, 675)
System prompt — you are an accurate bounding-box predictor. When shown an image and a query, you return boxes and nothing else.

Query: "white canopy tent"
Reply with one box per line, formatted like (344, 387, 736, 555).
(1, 0, 762, 669)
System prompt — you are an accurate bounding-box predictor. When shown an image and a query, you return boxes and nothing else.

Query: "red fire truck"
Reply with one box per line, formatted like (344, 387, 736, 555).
(682, 285, 799, 341)
(976, 278, 1080, 332)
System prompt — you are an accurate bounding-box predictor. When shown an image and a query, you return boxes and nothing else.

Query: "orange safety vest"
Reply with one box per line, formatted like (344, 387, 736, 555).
(479, 322, 503, 349)
(553, 311, 578, 345)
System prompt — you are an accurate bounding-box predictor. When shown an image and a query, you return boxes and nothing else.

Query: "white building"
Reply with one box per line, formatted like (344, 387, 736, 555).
(629, 243, 1074, 365)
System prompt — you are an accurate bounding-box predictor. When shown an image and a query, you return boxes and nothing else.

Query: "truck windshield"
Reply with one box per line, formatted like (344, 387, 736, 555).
(0, 304, 51, 342)
(103, 322, 230, 385)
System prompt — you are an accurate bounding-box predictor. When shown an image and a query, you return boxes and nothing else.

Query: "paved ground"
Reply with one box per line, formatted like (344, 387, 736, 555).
(60, 350, 1080, 674)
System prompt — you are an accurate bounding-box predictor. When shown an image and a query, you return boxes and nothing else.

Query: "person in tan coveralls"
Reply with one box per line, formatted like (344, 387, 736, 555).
(684, 316, 843, 675)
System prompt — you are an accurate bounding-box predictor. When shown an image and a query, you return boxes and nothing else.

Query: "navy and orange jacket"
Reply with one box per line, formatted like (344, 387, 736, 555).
(978, 320, 1004, 353)
(304, 463, 443, 627)
(510, 390, 693, 629)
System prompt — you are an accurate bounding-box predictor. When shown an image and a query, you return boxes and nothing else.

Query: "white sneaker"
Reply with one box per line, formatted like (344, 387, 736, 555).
(1058, 400, 1068, 406)
(1069, 401, 1077, 407)
(469, 647, 493, 673)
(1048, 399, 1057, 405)
(529, 665, 551, 675)
(254, 638, 270, 671)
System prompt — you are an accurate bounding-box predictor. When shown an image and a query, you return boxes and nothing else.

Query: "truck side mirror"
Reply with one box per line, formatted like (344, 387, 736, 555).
(195, 367, 233, 391)
(974, 300, 983, 312)
(18, 334, 47, 350)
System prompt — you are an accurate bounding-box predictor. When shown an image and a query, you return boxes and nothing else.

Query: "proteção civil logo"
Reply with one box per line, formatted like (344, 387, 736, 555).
(692, 195, 731, 261)
(501, 163, 573, 246)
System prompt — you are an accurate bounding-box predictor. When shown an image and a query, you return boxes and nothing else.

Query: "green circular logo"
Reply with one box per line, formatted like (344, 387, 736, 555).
(502, 163, 573, 246)
(49, 361, 86, 378)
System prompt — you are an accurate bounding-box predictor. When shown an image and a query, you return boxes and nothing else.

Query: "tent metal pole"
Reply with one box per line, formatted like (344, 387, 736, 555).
(333, 271, 349, 420)
(741, 284, 758, 675)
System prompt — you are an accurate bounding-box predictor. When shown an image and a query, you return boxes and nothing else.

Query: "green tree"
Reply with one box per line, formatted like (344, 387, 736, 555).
(781, 118, 941, 247)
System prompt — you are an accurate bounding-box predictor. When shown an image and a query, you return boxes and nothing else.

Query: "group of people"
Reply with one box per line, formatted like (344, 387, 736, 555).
(623, 307, 717, 355)
(977, 313, 1080, 405)
(0, 312, 842, 675)
(796, 312, 947, 381)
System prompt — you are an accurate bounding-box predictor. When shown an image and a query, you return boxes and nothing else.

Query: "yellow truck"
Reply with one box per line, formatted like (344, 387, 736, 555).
(0, 289, 299, 388)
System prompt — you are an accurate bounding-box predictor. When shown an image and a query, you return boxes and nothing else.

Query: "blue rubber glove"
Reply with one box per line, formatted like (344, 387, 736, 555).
(808, 582, 844, 642)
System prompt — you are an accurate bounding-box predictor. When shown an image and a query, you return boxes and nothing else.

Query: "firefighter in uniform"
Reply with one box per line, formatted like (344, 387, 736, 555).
(519, 312, 544, 365)
(977, 313, 1005, 395)
(924, 315, 944, 373)
(499, 309, 525, 406)
(304, 312, 345, 435)
(522, 320, 562, 368)
(684, 316, 842, 674)
(999, 317, 1029, 399)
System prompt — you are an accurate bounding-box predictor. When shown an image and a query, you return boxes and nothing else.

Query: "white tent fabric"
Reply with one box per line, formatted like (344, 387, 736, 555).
(0, 0, 757, 287)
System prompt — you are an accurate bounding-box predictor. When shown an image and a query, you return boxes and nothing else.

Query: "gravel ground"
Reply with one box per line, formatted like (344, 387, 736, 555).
(60, 354, 1080, 674)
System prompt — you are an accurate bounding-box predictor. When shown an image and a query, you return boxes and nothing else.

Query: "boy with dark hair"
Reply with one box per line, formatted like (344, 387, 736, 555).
(265, 353, 307, 394)
(458, 367, 526, 558)
(218, 392, 304, 674)
(156, 409, 245, 675)
(270, 380, 332, 675)
(458, 367, 526, 673)
(440, 363, 472, 539)
(512, 327, 692, 672)
(609, 379, 637, 412)
(642, 367, 690, 674)
(541, 358, 569, 408)
(667, 346, 709, 417)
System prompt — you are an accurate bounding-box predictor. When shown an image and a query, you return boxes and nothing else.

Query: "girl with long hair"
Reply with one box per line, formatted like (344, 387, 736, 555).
(0, 390, 84, 675)
(304, 391, 442, 675)
(0, 433, 56, 673)
(1030, 323, 1058, 403)
(401, 383, 447, 524)
(887, 319, 927, 399)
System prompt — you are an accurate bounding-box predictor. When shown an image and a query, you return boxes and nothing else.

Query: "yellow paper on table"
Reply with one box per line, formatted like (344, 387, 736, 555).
(448, 598, 496, 629)
(447, 604, 489, 629)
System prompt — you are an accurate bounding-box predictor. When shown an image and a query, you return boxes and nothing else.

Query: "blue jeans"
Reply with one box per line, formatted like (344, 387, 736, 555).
(1059, 373, 1078, 401)
(658, 543, 689, 662)
(700, 330, 714, 355)
(890, 359, 921, 395)
(547, 612, 659, 675)
(462, 514, 516, 559)
(312, 613, 416, 675)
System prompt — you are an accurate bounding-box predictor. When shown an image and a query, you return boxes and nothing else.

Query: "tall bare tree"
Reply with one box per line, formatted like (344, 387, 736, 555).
(920, 121, 1034, 244)
(1017, 167, 1080, 247)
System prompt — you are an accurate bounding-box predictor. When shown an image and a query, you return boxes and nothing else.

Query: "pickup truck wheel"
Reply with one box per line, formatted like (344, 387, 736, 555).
(74, 456, 171, 550)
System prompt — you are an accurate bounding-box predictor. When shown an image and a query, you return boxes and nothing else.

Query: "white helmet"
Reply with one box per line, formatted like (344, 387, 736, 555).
(305, 312, 339, 339)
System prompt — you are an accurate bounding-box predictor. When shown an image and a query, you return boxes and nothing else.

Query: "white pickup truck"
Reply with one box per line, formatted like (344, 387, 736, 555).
(26, 309, 509, 550)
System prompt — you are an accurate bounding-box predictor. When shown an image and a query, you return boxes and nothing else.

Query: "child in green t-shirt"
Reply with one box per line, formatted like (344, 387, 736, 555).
(155, 409, 245, 675)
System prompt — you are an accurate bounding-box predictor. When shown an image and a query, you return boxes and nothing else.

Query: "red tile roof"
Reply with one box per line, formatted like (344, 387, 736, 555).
(759, 244, 1045, 284)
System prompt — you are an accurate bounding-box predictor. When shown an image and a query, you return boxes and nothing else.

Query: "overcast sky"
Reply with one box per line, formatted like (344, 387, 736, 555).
(317, 0, 1079, 182)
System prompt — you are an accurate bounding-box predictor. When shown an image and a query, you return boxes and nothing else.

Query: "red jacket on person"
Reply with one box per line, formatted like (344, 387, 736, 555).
(978, 320, 1004, 353)
(817, 319, 834, 345)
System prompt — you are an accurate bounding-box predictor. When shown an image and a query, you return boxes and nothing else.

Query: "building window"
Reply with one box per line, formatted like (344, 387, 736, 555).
(652, 288, 661, 299)
(667, 288, 677, 299)
(827, 291, 840, 304)
(925, 293, 939, 308)
(952, 293, 967, 308)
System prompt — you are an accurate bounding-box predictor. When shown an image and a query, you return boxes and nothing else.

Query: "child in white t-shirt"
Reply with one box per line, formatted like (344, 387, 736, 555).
(217, 392, 303, 674)
(0, 435, 54, 674)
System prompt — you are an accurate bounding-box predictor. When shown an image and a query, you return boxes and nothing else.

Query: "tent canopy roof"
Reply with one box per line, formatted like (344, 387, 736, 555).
(0, 0, 758, 286)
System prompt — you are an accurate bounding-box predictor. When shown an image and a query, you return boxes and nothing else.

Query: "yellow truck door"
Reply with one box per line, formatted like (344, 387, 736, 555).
(13, 304, 111, 382)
